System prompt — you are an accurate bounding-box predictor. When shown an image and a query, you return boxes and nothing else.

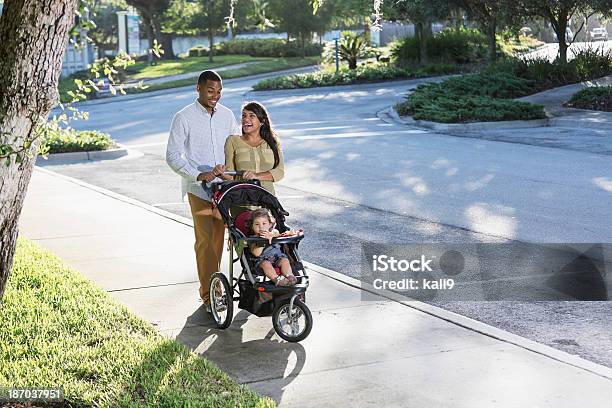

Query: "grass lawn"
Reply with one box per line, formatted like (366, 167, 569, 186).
(125, 55, 267, 80)
(58, 56, 319, 102)
(0, 238, 275, 408)
(126, 56, 319, 95)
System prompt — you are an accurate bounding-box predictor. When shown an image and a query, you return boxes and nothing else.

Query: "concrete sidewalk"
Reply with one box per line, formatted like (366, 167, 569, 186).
(520, 74, 612, 129)
(19, 168, 612, 407)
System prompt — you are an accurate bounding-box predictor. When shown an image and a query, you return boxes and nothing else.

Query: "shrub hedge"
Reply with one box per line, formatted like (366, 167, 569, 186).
(40, 127, 115, 154)
(391, 28, 488, 66)
(565, 85, 612, 111)
(253, 62, 458, 90)
(395, 47, 612, 123)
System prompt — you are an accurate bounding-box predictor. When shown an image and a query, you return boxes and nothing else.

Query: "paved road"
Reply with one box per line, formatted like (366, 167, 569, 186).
(524, 40, 612, 61)
(41, 72, 612, 367)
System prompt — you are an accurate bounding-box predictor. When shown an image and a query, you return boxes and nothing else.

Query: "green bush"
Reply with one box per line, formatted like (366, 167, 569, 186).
(566, 85, 612, 111)
(391, 27, 488, 66)
(40, 126, 115, 154)
(253, 62, 459, 90)
(396, 70, 545, 123)
(322, 42, 389, 64)
(395, 46, 612, 123)
(396, 93, 545, 123)
(415, 63, 458, 76)
(496, 48, 612, 92)
(187, 46, 208, 57)
(187, 39, 323, 58)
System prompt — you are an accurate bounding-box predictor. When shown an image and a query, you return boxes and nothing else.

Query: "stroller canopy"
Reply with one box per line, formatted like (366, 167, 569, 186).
(213, 181, 290, 231)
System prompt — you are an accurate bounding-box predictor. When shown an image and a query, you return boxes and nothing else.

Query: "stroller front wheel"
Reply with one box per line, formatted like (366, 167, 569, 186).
(209, 272, 233, 329)
(273, 298, 312, 342)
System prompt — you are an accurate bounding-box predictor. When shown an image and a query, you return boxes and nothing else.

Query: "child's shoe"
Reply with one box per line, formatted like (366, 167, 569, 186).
(276, 276, 291, 286)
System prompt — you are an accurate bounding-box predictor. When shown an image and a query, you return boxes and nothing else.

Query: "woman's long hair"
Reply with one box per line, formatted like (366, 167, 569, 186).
(241, 101, 280, 168)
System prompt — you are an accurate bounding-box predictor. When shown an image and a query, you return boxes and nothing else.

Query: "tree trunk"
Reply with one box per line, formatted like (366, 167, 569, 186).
(208, 0, 215, 62)
(452, 7, 463, 31)
(208, 30, 214, 63)
(161, 33, 175, 60)
(151, 17, 173, 60)
(0, 0, 78, 300)
(558, 39, 568, 64)
(487, 19, 497, 63)
(555, 19, 569, 64)
(363, 16, 371, 44)
(415, 22, 428, 65)
(142, 14, 154, 50)
(547, 8, 569, 64)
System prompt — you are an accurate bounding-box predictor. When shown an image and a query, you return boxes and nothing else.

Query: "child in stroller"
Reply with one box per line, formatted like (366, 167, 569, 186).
(247, 208, 298, 286)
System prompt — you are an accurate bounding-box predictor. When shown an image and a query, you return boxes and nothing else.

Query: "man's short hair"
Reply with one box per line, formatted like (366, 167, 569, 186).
(198, 70, 222, 85)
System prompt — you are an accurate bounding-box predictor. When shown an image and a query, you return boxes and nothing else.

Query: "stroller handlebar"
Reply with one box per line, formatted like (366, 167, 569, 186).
(204, 171, 247, 189)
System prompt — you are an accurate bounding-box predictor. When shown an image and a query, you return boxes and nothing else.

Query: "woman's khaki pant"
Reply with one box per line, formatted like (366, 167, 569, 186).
(187, 193, 224, 302)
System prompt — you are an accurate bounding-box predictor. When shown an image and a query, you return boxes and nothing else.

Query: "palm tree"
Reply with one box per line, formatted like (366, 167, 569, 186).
(339, 33, 366, 69)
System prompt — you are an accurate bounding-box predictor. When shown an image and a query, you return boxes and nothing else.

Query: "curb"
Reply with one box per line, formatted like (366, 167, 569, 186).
(33, 166, 612, 382)
(382, 107, 550, 132)
(304, 261, 612, 382)
(36, 145, 132, 165)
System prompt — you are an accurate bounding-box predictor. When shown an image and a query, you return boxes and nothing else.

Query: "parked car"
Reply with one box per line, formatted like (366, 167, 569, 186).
(589, 27, 609, 41)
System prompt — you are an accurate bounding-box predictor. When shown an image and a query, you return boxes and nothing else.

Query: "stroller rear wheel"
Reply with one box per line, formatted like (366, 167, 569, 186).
(209, 272, 233, 329)
(273, 297, 312, 342)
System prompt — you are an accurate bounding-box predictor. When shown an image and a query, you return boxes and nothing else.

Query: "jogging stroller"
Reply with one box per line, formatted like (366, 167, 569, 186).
(205, 175, 313, 342)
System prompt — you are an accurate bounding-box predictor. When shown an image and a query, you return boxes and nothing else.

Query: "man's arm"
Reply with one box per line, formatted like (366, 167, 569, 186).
(166, 113, 201, 181)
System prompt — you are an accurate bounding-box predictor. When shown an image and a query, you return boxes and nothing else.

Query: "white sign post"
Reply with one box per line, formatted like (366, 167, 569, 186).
(117, 11, 140, 55)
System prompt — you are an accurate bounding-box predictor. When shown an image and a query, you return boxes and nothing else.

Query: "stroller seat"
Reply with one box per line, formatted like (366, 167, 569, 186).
(234, 210, 282, 277)
(234, 210, 252, 237)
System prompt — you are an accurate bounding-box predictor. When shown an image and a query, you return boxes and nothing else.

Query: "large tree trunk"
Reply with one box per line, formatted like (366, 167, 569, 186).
(0, 0, 78, 300)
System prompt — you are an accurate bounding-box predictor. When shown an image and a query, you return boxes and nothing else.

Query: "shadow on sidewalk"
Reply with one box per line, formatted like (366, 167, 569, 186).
(175, 306, 307, 403)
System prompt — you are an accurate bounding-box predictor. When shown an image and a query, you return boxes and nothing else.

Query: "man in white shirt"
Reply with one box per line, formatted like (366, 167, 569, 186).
(166, 70, 240, 307)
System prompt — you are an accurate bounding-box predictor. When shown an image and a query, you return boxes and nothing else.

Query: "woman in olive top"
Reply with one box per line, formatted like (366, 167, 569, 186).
(224, 101, 284, 195)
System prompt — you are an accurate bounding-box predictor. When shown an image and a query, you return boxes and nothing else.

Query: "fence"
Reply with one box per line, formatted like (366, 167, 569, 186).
(61, 43, 96, 77)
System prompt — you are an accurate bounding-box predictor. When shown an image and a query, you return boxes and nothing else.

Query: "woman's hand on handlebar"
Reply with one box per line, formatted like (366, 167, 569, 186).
(242, 170, 257, 180)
